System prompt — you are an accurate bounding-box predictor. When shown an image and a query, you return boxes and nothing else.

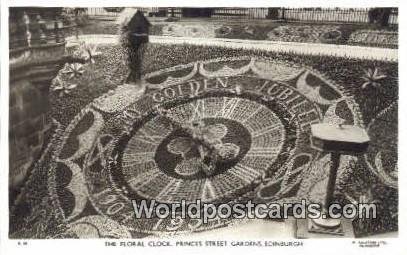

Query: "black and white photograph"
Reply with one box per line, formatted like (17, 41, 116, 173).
(1, 1, 405, 255)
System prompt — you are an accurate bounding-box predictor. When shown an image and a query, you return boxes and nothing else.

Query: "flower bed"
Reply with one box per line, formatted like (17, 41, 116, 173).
(69, 19, 398, 48)
(53, 43, 397, 124)
(12, 42, 398, 238)
(156, 22, 397, 48)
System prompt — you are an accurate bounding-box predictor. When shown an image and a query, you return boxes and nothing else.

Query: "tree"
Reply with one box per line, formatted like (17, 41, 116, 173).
(368, 8, 392, 27)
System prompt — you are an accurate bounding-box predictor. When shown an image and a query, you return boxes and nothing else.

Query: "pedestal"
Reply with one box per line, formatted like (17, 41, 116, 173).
(295, 123, 369, 238)
(296, 217, 355, 238)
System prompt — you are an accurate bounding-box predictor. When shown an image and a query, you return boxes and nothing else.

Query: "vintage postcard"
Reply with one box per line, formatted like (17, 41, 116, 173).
(1, 2, 404, 255)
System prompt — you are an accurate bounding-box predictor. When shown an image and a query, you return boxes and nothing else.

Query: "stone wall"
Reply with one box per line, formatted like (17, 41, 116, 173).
(9, 7, 66, 188)
(9, 79, 53, 187)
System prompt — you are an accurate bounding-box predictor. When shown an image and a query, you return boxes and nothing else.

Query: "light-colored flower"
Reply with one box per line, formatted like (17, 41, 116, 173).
(51, 76, 78, 97)
(75, 42, 102, 64)
(244, 26, 255, 35)
(61, 63, 85, 79)
(361, 67, 387, 89)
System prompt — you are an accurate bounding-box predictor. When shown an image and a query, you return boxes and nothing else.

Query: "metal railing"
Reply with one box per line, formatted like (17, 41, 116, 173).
(86, 7, 398, 25)
(280, 8, 398, 25)
(86, 7, 160, 18)
(87, 7, 120, 17)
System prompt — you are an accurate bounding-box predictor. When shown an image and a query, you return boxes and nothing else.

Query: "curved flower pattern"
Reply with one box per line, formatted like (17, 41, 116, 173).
(215, 25, 232, 36)
(371, 151, 398, 187)
(267, 25, 342, 43)
(162, 24, 221, 38)
(348, 30, 398, 47)
(167, 137, 195, 158)
(244, 25, 255, 35)
(214, 143, 240, 160)
(67, 215, 132, 238)
(361, 67, 387, 89)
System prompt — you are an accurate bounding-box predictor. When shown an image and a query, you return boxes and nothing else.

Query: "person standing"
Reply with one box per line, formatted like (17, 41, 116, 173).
(118, 8, 151, 93)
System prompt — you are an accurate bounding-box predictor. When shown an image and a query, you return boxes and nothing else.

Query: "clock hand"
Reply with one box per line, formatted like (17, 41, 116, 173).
(154, 107, 220, 174)
(154, 107, 207, 144)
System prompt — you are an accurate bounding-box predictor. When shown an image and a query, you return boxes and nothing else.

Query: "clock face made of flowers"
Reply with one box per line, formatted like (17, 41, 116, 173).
(49, 57, 363, 238)
(118, 94, 289, 204)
